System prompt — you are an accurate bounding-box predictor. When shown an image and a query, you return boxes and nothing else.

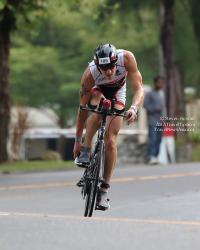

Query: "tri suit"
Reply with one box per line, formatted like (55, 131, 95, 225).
(89, 49, 127, 107)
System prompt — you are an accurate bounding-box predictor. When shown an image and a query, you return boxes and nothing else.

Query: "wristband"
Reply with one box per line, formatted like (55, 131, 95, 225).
(75, 138, 82, 142)
(130, 105, 139, 114)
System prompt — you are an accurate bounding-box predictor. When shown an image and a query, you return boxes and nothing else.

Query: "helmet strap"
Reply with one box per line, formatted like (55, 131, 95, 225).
(97, 66, 102, 74)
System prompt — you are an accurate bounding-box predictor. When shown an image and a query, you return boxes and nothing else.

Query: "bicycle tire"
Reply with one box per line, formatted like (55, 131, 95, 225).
(84, 181, 91, 217)
(83, 145, 98, 217)
(83, 148, 97, 217)
(88, 141, 104, 217)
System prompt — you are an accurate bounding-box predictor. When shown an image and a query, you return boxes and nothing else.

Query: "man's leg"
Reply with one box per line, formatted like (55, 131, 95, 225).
(83, 91, 104, 147)
(76, 91, 104, 165)
(155, 126, 163, 157)
(100, 104, 123, 192)
(147, 125, 156, 159)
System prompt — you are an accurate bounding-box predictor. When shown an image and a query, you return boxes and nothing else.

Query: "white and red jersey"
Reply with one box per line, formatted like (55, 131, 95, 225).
(89, 50, 127, 107)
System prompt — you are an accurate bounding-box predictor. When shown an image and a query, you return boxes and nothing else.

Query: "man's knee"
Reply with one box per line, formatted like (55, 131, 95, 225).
(90, 92, 104, 106)
(105, 139, 116, 152)
(86, 113, 102, 128)
(93, 113, 102, 123)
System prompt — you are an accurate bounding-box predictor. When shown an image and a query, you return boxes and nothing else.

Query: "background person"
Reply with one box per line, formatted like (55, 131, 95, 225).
(143, 75, 167, 165)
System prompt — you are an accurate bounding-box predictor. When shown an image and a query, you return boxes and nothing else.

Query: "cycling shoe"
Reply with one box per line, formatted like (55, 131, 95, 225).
(74, 146, 91, 167)
(96, 190, 110, 211)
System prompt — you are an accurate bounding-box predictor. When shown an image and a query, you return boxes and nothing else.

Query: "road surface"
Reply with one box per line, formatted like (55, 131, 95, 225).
(0, 162, 200, 250)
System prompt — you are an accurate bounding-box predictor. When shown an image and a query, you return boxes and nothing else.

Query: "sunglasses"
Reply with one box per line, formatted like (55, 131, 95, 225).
(99, 63, 116, 71)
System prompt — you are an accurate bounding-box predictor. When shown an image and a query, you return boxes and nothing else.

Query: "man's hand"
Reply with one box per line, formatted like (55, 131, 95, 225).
(73, 141, 82, 159)
(126, 109, 137, 125)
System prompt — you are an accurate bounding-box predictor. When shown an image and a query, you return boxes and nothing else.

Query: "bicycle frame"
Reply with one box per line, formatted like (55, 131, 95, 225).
(76, 98, 127, 217)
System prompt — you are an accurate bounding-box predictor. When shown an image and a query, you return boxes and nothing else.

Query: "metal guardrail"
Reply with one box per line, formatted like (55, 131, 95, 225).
(21, 128, 148, 139)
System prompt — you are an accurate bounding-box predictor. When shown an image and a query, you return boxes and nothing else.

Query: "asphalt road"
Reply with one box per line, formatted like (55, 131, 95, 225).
(1, 162, 200, 250)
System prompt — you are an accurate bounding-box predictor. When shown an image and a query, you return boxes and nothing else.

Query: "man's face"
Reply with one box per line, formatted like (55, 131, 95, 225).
(98, 64, 117, 80)
(155, 78, 164, 90)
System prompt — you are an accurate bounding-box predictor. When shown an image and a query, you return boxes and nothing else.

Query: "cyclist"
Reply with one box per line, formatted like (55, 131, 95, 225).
(74, 44, 144, 211)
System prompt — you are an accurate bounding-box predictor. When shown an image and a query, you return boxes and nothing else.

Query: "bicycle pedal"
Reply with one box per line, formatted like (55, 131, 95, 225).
(74, 158, 89, 168)
(76, 181, 84, 187)
(76, 163, 89, 168)
(95, 205, 108, 211)
(76, 183, 84, 187)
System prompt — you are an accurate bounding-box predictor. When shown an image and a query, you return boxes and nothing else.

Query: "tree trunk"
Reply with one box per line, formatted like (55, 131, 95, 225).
(159, 0, 186, 138)
(0, 7, 14, 163)
(59, 114, 65, 128)
(159, 0, 176, 118)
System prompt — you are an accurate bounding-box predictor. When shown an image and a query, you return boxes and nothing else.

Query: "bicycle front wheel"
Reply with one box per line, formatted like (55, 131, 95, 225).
(84, 180, 91, 217)
(88, 141, 104, 217)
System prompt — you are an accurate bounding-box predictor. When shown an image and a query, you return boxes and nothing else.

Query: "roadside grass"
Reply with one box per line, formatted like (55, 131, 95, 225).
(0, 160, 76, 173)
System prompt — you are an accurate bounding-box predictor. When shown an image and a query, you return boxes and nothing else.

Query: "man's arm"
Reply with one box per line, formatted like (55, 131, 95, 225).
(74, 66, 94, 158)
(124, 50, 144, 125)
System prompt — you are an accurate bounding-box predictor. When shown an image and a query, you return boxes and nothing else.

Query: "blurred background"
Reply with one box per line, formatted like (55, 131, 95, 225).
(0, 0, 200, 168)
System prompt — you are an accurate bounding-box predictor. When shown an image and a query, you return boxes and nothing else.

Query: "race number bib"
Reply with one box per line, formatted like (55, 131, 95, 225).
(99, 57, 110, 65)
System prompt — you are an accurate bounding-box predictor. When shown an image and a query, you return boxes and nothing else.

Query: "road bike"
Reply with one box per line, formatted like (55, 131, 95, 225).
(76, 97, 127, 217)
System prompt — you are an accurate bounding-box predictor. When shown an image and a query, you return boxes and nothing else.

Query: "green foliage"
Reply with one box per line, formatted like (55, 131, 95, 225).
(175, 136, 188, 147)
(10, 36, 81, 122)
(192, 144, 200, 161)
(189, 132, 200, 143)
(9, 0, 200, 127)
(10, 2, 160, 126)
(105, 0, 159, 14)
(190, 0, 200, 48)
(0, 0, 7, 11)
(174, 1, 200, 87)
(0, 0, 47, 30)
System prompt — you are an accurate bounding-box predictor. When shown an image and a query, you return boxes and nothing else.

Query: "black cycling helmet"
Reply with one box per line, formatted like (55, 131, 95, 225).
(94, 44, 118, 67)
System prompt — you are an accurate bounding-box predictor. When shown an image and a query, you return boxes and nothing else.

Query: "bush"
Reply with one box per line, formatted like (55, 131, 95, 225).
(189, 132, 200, 143)
(192, 144, 200, 162)
(41, 150, 62, 161)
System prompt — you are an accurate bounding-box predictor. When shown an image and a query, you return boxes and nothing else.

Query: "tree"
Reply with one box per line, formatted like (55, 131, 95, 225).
(159, 0, 185, 120)
(10, 0, 162, 130)
(105, 0, 200, 137)
(0, 0, 46, 163)
(10, 18, 86, 128)
(6, 0, 200, 143)
(189, 0, 200, 95)
(159, 0, 200, 120)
